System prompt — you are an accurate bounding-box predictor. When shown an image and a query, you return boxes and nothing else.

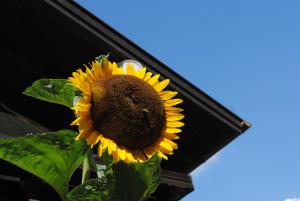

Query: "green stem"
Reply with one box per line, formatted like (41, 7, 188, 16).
(81, 150, 92, 184)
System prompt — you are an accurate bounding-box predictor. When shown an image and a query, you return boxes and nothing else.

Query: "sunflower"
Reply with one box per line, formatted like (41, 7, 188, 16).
(68, 56, 184, 163)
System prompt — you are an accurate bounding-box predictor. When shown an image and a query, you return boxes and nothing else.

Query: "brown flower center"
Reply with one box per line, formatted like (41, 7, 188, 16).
(90, 74, 165, 149)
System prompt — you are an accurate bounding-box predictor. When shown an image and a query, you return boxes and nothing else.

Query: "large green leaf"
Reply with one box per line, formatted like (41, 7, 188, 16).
(67, 177, 109, 201)
(67, 154, 161, 201)
(23, 79, 77, 108)
(0, 130, 90, 201)
(110, 154, 161, 201)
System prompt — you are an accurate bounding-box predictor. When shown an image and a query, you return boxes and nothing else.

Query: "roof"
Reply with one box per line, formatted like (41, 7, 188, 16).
(0, 0, 250, 174)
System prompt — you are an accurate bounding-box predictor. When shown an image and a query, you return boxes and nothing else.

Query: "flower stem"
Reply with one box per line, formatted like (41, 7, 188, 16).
(81, 150, 92, 184)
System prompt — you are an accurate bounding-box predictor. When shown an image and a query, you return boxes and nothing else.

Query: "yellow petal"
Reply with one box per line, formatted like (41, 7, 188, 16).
(102, 59, 112, 75)
(162, 132, 179, 140)
(163, 138, 178, 149)
(74, 103, 91, 112)
(118, 67, 125, 74)
(92, 61, 105, 78)
(85, 67, 95, 81)
(166, 113, 185, 121)
(158, 151, 168, 160)
(98, 138, 108, 156)
(126, 64, 136, 76)
(75, 133, 81, 141)
(112, 150, 120, 162)
(68, 76, 80, 87)
(112, 64, 125, 75)
(160, 91, 178, 100)
(134, 150, 146, 162)
(110, 140, 117, 152)
(147, 74, 160, 85)
(153, 79, 170, 92)
(98, 146, 105, 157)
(117, 147, 127, 160)
(143, 72, 152, 81)
(107, 139, 117, 154)
(78, 69, 87, 82)
(112, 64, 120, 75)
(69, 70, 92, 93)
(71, 117, 81, 125)
(76, 117, 93, 137)
(157, 140, 173, 154)
(110, 62, 118, 71)
(71, 71, 79, 79)
(166, 121, 185, 128)
(165, 127, 182, 134)
(87, 132, 100, 146)
(143, 146, 157, 158)
(75, 128, 91, 140)
(136, 67, 146, 79)
(143, 151, 152, 159)
(125, 149, 136, 163)
(164, 99, 183, 107)
(78, 118, 93, 131)
(165, 107, 184, 113)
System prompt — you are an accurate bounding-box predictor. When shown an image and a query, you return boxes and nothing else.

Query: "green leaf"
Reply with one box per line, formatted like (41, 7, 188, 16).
(67, 154, 161, 201)
(67, 177, 109, 201)
(0, 130, 90, 201)
(110, 154, 161, 201)
(90, 151, 113, 179)
(23, 79, 77, 108)
(95, 54, 109, 63)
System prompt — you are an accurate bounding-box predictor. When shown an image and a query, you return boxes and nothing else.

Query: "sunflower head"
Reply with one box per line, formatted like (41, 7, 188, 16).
(69, 56, 184, 163)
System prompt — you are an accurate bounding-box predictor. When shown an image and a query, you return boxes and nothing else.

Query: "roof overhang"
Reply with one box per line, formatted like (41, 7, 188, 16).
(0, 0, 250, 175)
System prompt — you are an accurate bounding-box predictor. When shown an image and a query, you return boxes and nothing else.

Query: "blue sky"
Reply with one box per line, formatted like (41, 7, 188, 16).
(77, 1, 300, 200)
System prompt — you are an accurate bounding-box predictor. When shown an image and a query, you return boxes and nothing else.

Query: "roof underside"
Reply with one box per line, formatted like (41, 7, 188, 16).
(0, 0, 250, 174)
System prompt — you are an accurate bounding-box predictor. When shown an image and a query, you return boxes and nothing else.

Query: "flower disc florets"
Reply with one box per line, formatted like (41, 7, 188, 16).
(91, 75, 165, 149)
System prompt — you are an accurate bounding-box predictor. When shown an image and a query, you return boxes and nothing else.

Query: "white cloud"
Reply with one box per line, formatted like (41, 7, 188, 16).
(190, 152, 220, 177)
(285, 198, 300, 201)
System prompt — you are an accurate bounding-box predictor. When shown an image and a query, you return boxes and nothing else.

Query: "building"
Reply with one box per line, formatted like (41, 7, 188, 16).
(0, 1, 250, 200)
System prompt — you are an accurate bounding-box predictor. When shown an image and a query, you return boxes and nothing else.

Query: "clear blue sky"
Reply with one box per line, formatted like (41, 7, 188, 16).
(77, 1, 300, 200)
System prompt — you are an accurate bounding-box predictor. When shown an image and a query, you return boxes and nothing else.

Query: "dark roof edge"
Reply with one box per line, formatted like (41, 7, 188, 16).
(47, 0, 251, 134)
